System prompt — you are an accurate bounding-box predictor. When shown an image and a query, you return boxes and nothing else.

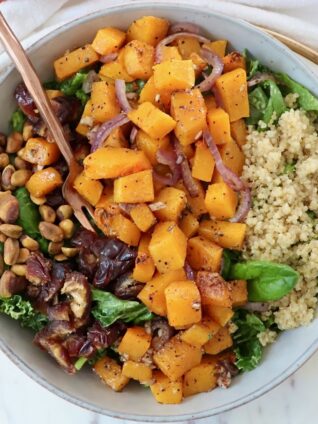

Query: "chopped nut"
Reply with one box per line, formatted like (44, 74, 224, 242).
(39, 205, 56, 223)
(11, 169, 32, 187)
(2, 165, 15, 190)
(0, 270, 25, 297)
(14, 156, 29, 170)
(6, 132, 23, 153)
(17, 247, 30, 263)
(61, 246, 79, 258)
(48, 241, 63, 255)
(59, 219, 75, 239)
(39, 221, 64, 242)
(0, 192, 19, 224)
(54, 253, 68, 262)
(0, 233, 6, 243)
(22, 121, 34, 141)
(4, 237, 20, 265)
(30, 195, 47, 205)
(11, 264, 27, 277)
(0, 224, 23, 238)
(0, 153, 9, 169)
(20, 235, 39, 251)
(56, 205, 73, 221)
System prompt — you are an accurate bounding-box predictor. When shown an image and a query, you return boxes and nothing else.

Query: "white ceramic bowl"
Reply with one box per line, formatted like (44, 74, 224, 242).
(1, 2, 318, 421)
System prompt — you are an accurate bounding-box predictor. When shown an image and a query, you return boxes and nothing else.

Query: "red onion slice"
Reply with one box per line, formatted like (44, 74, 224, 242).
(115, 79, 131, 112)
(130, 126, 138, 146)
(82, 70, 100, 94)
(119, 203, 134, 216)
(196, 48, 223, 92)
(185, 261, 196, 280)
(100, 52, 118, 63)
(169, 22, 203, 35)
(90, 113, 130, 152)
(155, 32, 210, 64)
(155, 148, 182, 186)
(248, 72, 275, 88)
(229, 187, 251, 223)
(173, 138, 199, 197)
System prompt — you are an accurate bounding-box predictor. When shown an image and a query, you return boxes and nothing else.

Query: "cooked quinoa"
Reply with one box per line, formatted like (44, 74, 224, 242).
(242, 108, 318, 330)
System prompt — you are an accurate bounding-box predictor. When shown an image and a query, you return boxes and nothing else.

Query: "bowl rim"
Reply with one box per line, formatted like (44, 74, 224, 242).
(1, 1, 318, 421)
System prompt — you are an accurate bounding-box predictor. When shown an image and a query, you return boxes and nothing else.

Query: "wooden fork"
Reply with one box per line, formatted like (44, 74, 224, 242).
(0, 13, 95, 232)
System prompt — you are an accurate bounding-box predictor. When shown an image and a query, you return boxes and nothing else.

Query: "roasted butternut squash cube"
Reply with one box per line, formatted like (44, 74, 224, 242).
(207, 108, 231, 145)
(118, 327, 151, 361)
(230, 279, 248, 306)
(22, 137, 60, 166)
(138, 75, 171, 108)
(205, 182, 238, 220)
(104, 127, 128, 148)
(215, 68, 249, 122)
(150, 371, 183, 404)
(135, 130, 170, 165)
(153, 60, 195, 91)
(149, 222, 187, 273)
(199, 220, 246, 250)
(93, 356, 129, 392)
(137, 268, 186, 315)
(113, 170, 154, 203)
(54, 44, 99, 80)
(183, 361, 218, 397)
(165, 280, 201, 329)
(180, 212, 199, 238)
(204, 326, 233, 355)
(123, 40, 154, 79)
(153, 336, 202, 381)
(213, 139, 245, 183)
(180, 319, 220, 347)
(189, 52, 207, 76)
(176, 180, 208, 217)
(128, 102, 176, 139)
(127, 16, 169, 46)
(92, 27, 126, 55)
(223, 51, 246, 73)
(46, 89, 63, 100)
(192, 140, 215, 182)
(110, 213, 141, 246)
(26, 167, 62, 198)
(132, 234, 155, 282)
(154, 187, 187, 222)
(196, 271, 232, 307)
(176, 37, 201, 59)
(90, 81, 120, 122)
(76, 100, 94, 136)
(230, 118, 247, 147)
(203, 40, 227, 58)
(73, 171, 103, 206)
(170, 88, 207, 146)
(130, 204, 156, 232)
(204, 305, 234, 327)
(84, 147, 151, 179)
(122, 361, 152, 383)
(162, 46, 182, 61)
(99, 49, 134, 82)
(187, 236, 223, 272)
(205, 95, 217, 112)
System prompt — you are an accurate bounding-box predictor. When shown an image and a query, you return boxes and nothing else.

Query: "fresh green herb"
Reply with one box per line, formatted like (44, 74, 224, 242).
(247, 86, 268, 125)
(306, 210, 317, 220)
(92, 289, 154, 327)
(136, 79, 146, 95)
(229, 260, 299, 302)
(15, 187, 49, 254)
(243, 49, 267, 79)
(60, 70, 88, 96)
(0, 242, 3, 254)
(74, 356, 88, 370)
(10, 109, 26, 133)
(75, 347, 117, 371)
(283, 161, 297, 174)
(0, 295, 48, 332)
(125, 79, 145, 95)
(43, 80, 61, 90)
(233, 309, 265, 371)
(125, 82, 135, 93)
(221, 249, 242, 280)
(75, 89, 89, 106)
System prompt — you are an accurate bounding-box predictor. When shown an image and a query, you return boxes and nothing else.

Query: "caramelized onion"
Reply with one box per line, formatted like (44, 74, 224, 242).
(196, 48, 224, 92)
(100, 52, 118, 63)
(155, 148, 182, 186)
(229, 187, 252, 223)
(169, 22, 203, 35)
(115, 79, 131, 112)
(173, 138, 199, 197)
(248, 72, 275, 88)
(90, 113, 129, 152)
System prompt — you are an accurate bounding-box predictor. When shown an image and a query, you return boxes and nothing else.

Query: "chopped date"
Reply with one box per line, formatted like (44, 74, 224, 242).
(26, 251, 52, 285)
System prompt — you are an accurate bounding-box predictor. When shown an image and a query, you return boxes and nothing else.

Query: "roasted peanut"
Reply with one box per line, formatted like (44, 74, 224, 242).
(11, 169, 32, 187)
(0, 153, 9, 169)
(0, 270, 25, 297)
(56, 205, 73, 221)
(48, 241, 63, 255)
(0, 192, 19, 224)
(61, 246, 79, 258)
(0, 233, 6, 243)
(14, 156, 30, 170)
(17, 247, 30, 263)
(39, 205, 56, 223)
(0, 224, 23, 238)
(6, 132, 23, 154)
(54, 253, 67, 262)
(22, 122, 33, 141)
(4, 237, 20, 265)
(20, 235, 39, 251)
(39, 222, 64, 242)
(11, 264, 27, 277)
(59, 219, 75, 239)
(2, 165, 15, 190)
(30, 195, 47, 205)
(0, 254, 4, 276)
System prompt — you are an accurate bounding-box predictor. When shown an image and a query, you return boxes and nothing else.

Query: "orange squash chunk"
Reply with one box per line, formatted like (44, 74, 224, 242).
(22, 137, 60, 166)
(54, 45, 99, 80)
(204, 326, 233, 355)
(117, 327, 151, 361)
(153, 59, 195, 91)
(150, 371, 183, 404)
(207, 108, 232, 145)
(132, 234, 155, 283)
(92, 27, 126, 55)
(199, 220, 246, 250)
(196, 271, 232, 307)
(93, 356, 129, 392)
(187, 236, 223, 272)
(26, 167, 62, 198)
(205, 182, 238, 220)
(192, 140, 215, 182)
(127, 16, 169, 46)
(223, 51, 246, 73)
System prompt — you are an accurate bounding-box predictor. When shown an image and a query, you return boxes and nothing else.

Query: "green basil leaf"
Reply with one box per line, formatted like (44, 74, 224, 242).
(10, 109, 26, 133)
(221, 249, 242, 280)
(246, 86, 268, 125)
(60, 70, 88, 96)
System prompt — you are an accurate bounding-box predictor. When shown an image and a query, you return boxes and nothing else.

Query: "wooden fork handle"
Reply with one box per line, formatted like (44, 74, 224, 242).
(0, 13, 74, 165)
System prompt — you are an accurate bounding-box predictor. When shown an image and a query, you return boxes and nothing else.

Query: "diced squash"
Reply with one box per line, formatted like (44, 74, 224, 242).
(192, 140, 215, 182)
(95, 186, 114, 209)
(154, 187, 187, 222)
(150, 371, 183, 404)
(204, 305, 234, 327)
(189, 52, 207, 76)
(76, 100, 94, 136)
(54, 44, 99, 80)
(26, 167, 62, 198)
(92, 27, 126, 55)
(73, 171, 103, 206)
(122, 361, 152, 383)
(90, 81, 120, 122)
(183, 361, 218, 397)
(205, 95, 217, 112)
(137, 268, 186, 315)
(118, 327, 151, 361)
(215, 68, 249, 122)
(46, 89, 63, 99)
(128, 102, 176, 139)
(203, 40, 227, 58)
(230, 279, 248, 306)
(162, 46, 182, 61)
(180, 319, 220, 347)
(104, 127, 128, 148)
(207, 108, 231, 145)
(153, 60, 195, 91)
(205, 182, 238, 220)
(153, 336, 202, 381)
(22, 137, 60, 166)
(149, 221, 187, 273)
(110, 213, 141, 246)
(170, 88, 207, 146)
(204, 326, 233, 355)
(176, 180, 208, 217)
(199, 220, 246, 250)
(165, 280, 201, 329)
(223, 51, 246, 73)
(84, 147, 151, 179)
(135, 130, 170, 165)
(177, 37, 201, 59)
(93, 356, 129, 392)
(196, 271, 232, 307)
(132, 234, 155, 282)
(180, 212, 199, 238)
(230, 119, 247, 147)
(138, 75, 171, 108)
(99, 50, 134, 82)
(213, 139, 245, 183)
(130, 204, 156, 232)
(123, 40, 154, 79)
(113, 169, 154, 203)
(127, 16, 169, 46)
(187, 236, 223, 272)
